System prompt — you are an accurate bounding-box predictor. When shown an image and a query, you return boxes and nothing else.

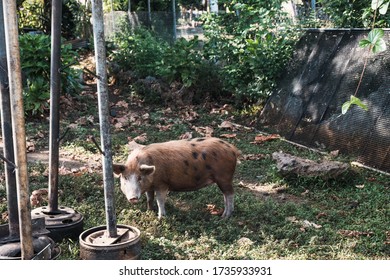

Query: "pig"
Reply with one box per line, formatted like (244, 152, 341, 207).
(113, 137, 239, 219)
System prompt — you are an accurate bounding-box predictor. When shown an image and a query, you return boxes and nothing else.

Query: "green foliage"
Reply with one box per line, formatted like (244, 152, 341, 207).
(19, 34, 81, 116)
(110, 26, 167, 77)
(110, 1, 300, 107)
(359, 28, 387, 53)
(110, 25, 222, 103)
(201, 0, 300, 106)
(18, 0, 87, 40)
(318, 0, 390, 28)
(342, 0, 388, 115)
(156, 37, 203, 87)
(341, 95, 368, 115)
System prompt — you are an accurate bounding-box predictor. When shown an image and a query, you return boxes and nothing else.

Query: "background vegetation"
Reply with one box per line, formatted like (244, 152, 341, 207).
(0, 0, 388, 260)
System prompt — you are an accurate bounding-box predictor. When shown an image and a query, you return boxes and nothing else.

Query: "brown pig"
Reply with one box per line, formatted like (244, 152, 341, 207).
(113, 137, 239, 219)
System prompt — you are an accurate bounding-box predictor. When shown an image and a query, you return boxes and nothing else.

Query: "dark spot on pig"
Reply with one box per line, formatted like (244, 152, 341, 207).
(202, 152, 207, 160)
(193, 166, 198, 172)
(192, 152, 198, 159)
(195, 175, 201, 182)
(184, 160, 189, 166)
(191, 143, 196, 147)
(219, 140, 225, 144)
(196, 138, 206, 142)
(206, 164, 212, 170)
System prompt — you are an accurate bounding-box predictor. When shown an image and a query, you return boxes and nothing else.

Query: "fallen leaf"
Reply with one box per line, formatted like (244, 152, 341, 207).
(330, 150, 340, 157)
(206, 204, 223, 215)
(302, 220, 322, 229)
(220, 133, 237, 139)
(116, 100, 129, 108)
(355, 184, 365, 189)
(251, 134, 280, 144)
(301, 189, 310, 196)
(219, 120, 234, 130)
(338, 230, 374, 238)
(194, 126, 213, 137)
(241, 154, 266, 160)
(141, 113, 150, 120)
(179, 132, 193, 140)
(156, 124, 173, 131)
(133, 133, 148, 143)
(316, 212, 327, 219)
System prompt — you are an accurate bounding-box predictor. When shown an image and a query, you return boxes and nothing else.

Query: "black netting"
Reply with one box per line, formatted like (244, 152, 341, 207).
(259, 29, 390, 172)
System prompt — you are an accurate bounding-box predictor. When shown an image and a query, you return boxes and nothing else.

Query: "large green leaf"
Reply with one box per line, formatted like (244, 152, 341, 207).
(360, 28, 387, 54)
(379, 2, 389, 14)
(342, 95, 368, 115)
(372, 0, 384, 10)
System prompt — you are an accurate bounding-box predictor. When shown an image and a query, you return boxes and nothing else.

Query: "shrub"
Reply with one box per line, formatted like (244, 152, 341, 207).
(201, 0, 301, 107)
(110, 26, 221, 104)
(19, 34, 81, 116)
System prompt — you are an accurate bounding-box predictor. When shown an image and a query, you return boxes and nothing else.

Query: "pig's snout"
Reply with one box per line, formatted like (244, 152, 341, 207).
(129, 197, 139, 204)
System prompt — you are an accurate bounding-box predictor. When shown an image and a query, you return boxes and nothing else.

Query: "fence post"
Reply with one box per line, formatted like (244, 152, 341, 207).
(2, 0, 34, 259)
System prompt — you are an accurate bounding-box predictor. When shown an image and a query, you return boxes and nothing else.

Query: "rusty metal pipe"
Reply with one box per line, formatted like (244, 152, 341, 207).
(91, 0, 117, 238)
(48, 0, 62, 213)
(0, 0, 18, 239)
(2, 0, 34, 259)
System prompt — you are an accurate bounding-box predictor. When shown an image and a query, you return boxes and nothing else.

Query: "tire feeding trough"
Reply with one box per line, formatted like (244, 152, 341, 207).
(79, 0, 140, 260)
(30, 0, 83, 241)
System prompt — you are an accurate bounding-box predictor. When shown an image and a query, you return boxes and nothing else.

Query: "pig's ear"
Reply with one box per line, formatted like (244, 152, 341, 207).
(139, 164, 155, 176)
(113, 164, 126, 175)
(128, 140, 145, 152)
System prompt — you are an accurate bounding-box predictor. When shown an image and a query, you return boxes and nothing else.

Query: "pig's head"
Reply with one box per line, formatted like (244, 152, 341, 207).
(113, 163, 155, 203)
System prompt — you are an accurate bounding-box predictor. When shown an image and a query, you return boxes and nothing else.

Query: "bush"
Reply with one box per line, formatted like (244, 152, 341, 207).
(19, 34, 81, 116)
(110, 26, 222, 104)
(201, 0, 301, 107)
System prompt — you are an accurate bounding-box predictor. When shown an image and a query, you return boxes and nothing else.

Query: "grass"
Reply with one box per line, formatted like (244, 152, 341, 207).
(0, 89, 389, 260)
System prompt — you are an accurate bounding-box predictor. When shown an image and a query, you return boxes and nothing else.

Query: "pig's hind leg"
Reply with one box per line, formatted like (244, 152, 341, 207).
(217, 183, 234, 218)
(156, 189, 168, 219)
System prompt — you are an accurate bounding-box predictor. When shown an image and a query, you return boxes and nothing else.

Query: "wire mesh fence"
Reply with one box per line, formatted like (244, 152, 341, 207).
(259, 29, 390, 173)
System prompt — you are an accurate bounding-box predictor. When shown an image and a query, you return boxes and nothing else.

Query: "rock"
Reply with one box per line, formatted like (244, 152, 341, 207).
(272, 152, 349, 179)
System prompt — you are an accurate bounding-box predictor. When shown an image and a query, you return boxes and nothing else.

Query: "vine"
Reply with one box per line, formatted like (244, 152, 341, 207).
(342, 0, 388, 114)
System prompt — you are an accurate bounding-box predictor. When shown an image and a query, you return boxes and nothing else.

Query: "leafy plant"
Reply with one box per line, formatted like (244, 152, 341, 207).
(342, 0, 388, 114)
(19, 34, 81, 116)
(201, 0, 300, 107)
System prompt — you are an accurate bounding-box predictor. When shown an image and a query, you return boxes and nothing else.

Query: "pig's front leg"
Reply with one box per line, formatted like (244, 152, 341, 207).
(146, 190, 155, 211)
(156, 189, 168, 219)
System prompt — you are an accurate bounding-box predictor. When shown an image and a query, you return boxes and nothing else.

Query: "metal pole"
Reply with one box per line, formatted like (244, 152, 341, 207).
(172, 0, 177, 41)
(2, 0, 34, 259)
(48, 0, 63, 214)
(0, 0, 19, 239)
(91, 0, 117, 238)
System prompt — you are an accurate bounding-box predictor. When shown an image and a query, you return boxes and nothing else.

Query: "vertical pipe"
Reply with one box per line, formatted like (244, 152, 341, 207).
(0, 0, 19, 238)
(3, 0, 34, 259)
(172, 0, 177, 41)
(91, 0, 117, 238)
(48, 0, 62, 214)
(147, 0, 151, 28)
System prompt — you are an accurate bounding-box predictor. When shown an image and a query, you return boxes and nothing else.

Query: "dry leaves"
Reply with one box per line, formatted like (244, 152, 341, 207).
(286, 216, 322, 231)
(206, 204, 224, 215)
(338, 230, 374, 238)
(251, 134, 280, 144)
(240, 154, 267, 161)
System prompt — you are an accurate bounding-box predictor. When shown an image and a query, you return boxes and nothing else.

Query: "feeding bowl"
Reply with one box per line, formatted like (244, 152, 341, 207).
(79, 224, 141, 260)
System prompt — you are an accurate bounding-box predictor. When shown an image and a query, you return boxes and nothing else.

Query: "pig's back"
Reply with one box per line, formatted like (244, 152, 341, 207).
(139, 138, 239, 190)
